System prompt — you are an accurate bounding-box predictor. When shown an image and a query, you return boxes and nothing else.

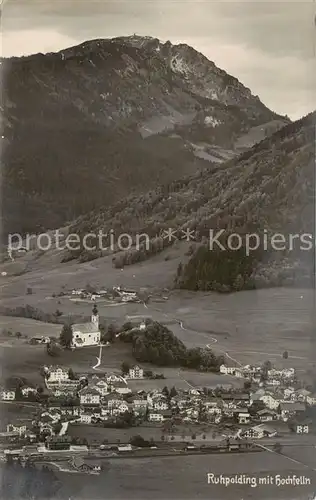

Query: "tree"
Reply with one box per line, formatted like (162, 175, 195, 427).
(176, 262, 183, 277)
(121, 410, 134, 426)
(263, 360, 272, 371)
(55, 309, 63, 317)
(130, 435, 150, 448)
(169, 386, 178, 398)
(282, 351, 289, 359)
(15, 331, 22, 339)
(162, 386, 169, 398)
(233, 274, 244, 291)
(15, 385, 23, 400)
(122, 321, 133, 332)
(46, 341, 61, 357)
(68, 368, 76, 380)
(59, 324, 73, 348)
(106, 324, 118, 341)
(26, 287, 32, 295)
(121, 361, 130, 376)
(261, 360, 272, 380)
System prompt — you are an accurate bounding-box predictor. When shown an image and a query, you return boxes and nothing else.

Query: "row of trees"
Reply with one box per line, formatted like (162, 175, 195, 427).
(0, 304, 64, 324)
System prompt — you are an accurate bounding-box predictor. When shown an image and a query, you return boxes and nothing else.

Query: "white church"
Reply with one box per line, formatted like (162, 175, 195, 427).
(71, 305, 101, 348)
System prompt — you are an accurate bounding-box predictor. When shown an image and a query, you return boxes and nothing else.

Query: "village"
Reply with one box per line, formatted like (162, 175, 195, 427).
(0, 290, 315, 474)
(1, 340, 316, 467)
(69, 285, 144, 304)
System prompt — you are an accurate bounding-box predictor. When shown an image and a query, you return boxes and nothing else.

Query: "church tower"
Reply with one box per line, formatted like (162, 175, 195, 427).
(91, 304, 99, 329)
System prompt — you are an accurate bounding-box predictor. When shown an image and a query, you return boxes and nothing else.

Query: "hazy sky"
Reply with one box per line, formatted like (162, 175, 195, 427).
(1, 0, 315, 119)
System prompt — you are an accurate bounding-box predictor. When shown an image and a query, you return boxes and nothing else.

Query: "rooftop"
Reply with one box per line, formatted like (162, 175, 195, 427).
(80, 387, 100, 396)
(72, 322, 99, 334)
(280, 402, 306, 411)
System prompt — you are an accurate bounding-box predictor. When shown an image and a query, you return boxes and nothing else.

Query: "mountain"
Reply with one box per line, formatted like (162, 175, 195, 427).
(1, 35, 288, 235)
(65, 111, 315, 291)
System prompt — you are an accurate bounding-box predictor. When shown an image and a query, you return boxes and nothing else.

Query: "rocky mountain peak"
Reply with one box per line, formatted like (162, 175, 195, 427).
(2, 36, 289, 235)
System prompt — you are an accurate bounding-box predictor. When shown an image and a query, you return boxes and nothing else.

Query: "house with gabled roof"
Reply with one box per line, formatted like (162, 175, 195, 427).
(110, 401, 129, 416)
(257, 409, 278, 422)
(128, 365, 144, 379)
(93, 380, 109, 396)
(279, 402, 306, 421)
(105, 372, 123, 384)
(240, 424, 277, 439)
(1, 389, 15, 401)
(79, 387, 101, 405)
(6, 424, 26, 436)
(260, 394, 280, 410)
(306, 394, 316, 406)
(103, 393, 123, 408)
(110, 380, 131, 395)
(46, 366, 69, 383)
(295, 388, 311, 402)
(71, 456, 101, 472)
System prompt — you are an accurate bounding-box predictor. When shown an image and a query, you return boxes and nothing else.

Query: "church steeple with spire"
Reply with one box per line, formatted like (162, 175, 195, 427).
(91, 304, 99, 329)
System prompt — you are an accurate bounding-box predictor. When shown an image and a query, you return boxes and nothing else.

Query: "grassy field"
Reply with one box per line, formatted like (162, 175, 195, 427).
(51, 451, 316, 500)
(0, 335, 241, 390)
(0, 315, 61, 339)
(0, 401, 39, 427)
(0, 245, 314, 390)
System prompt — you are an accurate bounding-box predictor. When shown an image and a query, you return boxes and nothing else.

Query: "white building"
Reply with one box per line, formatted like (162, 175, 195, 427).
(148, 412, 164, 422)
(266, 379, 281, 386)
(6, 424, 27, 436)
(111, 402, 129, 416)
(21, 386, 38, 397)
(237, 411, 251, 424)
(106, 373, 123, 384)
(111, 381, 131, 395)
(151, 398, 169, 411)
(80, 413, 93, 424)
(132, 398, 148, 413)
(94, 380, 109, 396)
(71, 306, 101, 347)
(128, 365, 144, 379)
(219, 365, 237, 376)
(257, 409, 277, 422)
(241, 424, 277, 439)
(80, 387, 101, 405)
(47, 366, 69, 383)
(105, 395, 124, 408)
(284, 387, 295, 399)
(260, 394, 280, 410)
(306, 394, 316, 406)
(1, 389, 15, 401)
